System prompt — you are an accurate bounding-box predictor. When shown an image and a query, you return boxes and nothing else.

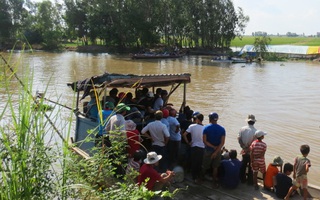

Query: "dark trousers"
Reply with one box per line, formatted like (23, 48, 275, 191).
(190, 146, 204, 180)
(240, 153, 253, 184)
(168, 140, 181, 170)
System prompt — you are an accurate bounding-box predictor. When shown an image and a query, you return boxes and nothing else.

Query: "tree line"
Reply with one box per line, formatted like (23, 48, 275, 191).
(0, 0, 249, 50)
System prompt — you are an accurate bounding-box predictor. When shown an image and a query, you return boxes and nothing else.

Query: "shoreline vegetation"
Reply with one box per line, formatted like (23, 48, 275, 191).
(4, 36, 320, 62)
(4, 36, 320, 53)
(0, 54, 179, 199)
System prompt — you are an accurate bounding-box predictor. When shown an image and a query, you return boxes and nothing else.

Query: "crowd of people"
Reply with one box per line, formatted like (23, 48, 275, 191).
(85, 87, 312, 199)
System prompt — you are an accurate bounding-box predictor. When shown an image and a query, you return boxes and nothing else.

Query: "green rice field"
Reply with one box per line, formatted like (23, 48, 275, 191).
(231, 36, 320, 47)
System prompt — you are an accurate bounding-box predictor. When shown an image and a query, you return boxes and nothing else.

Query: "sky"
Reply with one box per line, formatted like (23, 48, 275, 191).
(232, 0, 319, 36)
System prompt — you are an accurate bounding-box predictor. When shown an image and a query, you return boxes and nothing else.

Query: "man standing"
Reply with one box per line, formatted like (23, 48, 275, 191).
(237, 114, 257, 185)
(141, 110, 170, 172)
(202, 112, 226, 188)
(105, 103, 131, 176)
(167, 109, 181, 169)
(106, 103, 131, 142)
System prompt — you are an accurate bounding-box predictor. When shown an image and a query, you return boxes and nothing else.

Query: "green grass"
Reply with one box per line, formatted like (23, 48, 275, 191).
(231, 36, 320, 47)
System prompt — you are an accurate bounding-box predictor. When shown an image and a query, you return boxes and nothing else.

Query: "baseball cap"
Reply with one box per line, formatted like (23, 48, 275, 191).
(208, 112, 219, 120)
(255, 130, 267, 138)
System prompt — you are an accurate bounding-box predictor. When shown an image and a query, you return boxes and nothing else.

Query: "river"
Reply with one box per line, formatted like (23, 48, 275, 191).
(1, 51, 320, 187)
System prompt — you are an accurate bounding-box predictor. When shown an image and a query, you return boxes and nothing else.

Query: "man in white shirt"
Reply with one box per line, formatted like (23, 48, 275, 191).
(183, 113, 205, 183)
(141, 110, 170, 172)
(237, 114, 257, 185)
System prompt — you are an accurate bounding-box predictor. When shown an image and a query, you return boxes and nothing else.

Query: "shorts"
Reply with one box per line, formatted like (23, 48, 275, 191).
(251, 160, 266, 174)
(293, 175, 308, 189)
(202, 150, 221, 171)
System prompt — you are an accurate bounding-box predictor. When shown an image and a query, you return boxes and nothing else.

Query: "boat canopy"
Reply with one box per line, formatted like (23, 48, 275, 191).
(67, 72, 191, 100)
(239, 45, 320, 55)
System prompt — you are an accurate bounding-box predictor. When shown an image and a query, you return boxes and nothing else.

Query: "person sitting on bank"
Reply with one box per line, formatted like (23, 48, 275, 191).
(219, 149, 242, 189)
(274, 162, 294, 199)
(264, 156, 284, 191)
(138, 152, 175, 191)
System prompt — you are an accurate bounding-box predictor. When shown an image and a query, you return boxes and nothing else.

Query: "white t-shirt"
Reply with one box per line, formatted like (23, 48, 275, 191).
(141, 120, 170, 147)
(186, 124, 205, 148)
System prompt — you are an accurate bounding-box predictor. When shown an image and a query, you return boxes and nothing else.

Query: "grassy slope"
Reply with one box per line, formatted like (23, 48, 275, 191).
(231, 36, 320, 47)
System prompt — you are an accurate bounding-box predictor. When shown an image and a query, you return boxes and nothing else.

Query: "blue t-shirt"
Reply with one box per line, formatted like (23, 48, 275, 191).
(203, 123, 225, 151)
(167, 116, 181, 141)
(97, 110, 113, 136)
(220, 159, 241, 188)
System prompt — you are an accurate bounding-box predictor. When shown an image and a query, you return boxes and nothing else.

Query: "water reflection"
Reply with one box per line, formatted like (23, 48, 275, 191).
(1, 52, 320, 187)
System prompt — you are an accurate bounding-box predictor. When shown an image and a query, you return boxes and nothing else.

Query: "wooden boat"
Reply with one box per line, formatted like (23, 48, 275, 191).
(67, 72, 191, 155)
(131, 52, 183, 59)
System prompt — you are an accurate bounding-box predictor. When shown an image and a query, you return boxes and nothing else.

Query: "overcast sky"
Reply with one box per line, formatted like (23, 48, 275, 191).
(232, 0, 319, 36)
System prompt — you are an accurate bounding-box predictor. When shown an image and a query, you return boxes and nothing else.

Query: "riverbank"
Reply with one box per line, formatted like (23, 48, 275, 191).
(173, 173, 320, 200)
(172, 174, 320, 200)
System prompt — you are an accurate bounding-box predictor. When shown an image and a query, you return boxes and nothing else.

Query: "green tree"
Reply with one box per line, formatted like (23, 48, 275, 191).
(33, 1, 63, 49)
(253, 35, 272, 58)
(0, 0, 13, 47)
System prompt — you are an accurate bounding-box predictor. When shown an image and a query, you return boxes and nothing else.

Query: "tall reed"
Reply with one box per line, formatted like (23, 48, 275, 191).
(0, 53, 61, 199)
(0, 51, 179, 200)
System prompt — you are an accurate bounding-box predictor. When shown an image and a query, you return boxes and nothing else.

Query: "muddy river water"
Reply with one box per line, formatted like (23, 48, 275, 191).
(1, 51, 319, 186)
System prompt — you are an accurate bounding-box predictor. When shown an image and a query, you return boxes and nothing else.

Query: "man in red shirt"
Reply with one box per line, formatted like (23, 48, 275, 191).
(138, 152, 175, 191)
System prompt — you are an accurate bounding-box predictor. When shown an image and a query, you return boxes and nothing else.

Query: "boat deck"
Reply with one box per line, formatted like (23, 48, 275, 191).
(171, 174, 320, 200)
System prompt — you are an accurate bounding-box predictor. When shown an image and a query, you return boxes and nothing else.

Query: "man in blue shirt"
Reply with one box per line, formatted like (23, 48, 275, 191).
(202, 112, 226, 188)
(219, 150, 241, 189)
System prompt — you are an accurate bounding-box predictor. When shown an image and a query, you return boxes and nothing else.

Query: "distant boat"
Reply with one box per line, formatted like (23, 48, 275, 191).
(211, 56, 252, 64)
(131, 52, 183, 59)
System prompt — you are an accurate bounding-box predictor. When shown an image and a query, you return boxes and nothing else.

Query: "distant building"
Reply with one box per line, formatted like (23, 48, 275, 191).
(286, 32, 298, 37)
(253, 31, 267, 36)
(317, 32, 320, 37)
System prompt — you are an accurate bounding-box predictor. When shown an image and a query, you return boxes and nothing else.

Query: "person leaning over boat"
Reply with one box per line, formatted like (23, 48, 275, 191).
(141, 110, 170, 173)
(202, 112, 226, 189)
(237, 114, 257, 185)
(105, 103, 131, 144)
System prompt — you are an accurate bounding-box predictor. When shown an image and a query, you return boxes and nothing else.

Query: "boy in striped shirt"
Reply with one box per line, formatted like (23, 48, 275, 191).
(250, 130, 267, 190)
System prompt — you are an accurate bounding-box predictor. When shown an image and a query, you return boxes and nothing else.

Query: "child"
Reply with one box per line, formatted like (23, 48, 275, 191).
(250, 130, 267, 190)
(274, 162, 294, 199)
(264, 156, 283, 191)
(126, 150, 144, 182)
(284, 144, 311, 200)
